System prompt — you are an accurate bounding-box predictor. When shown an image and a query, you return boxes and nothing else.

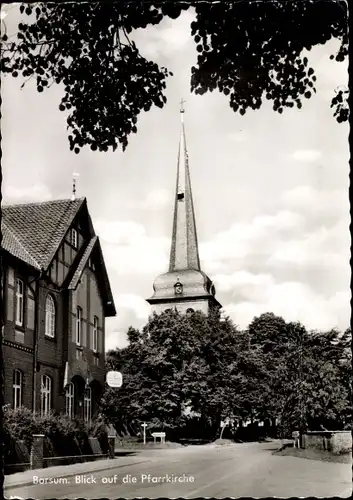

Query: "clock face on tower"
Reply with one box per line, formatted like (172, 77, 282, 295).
(210, 284, 216, 296)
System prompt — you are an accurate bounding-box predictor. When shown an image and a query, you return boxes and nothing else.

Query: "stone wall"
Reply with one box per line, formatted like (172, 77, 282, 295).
(303, 431, 352, 455)
(331, 431, 352, 454)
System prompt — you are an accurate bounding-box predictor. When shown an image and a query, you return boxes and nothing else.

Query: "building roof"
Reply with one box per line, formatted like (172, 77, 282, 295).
(1, 198, 85, 271)
(1, 197, 116, 316)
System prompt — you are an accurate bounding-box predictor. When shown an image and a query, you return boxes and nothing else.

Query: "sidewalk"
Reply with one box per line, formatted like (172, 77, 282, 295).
(4, 454, 150, 491)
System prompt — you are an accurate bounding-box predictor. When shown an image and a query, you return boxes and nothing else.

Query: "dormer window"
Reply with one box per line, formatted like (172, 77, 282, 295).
(71, 228, 78, 248)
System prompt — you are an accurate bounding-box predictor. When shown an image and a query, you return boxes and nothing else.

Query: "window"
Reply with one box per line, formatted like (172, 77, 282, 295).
(65, 383, 74, 417)
(186, 308, 194, 314)
(45, 295, 56, 338)
(13, 370, 23, 409)
(41, 375, 52, 416)
(76, 307, 82, 345)
(15, 279, 24, 326)
(93, 357, 99, 366)
(71, 228, 78, 248)
(84, 387, 91, 423)
(93, 316, 98, 352)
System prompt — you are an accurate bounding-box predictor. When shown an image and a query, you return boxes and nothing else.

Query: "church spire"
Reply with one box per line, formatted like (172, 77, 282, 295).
(169, 100, 201, 272)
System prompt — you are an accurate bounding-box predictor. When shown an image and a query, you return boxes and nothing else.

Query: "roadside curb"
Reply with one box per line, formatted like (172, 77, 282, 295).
(4, 459, 150, 491)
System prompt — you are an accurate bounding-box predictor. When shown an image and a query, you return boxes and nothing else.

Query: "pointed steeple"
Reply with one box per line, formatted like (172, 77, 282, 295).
(169, 100, 201, 272)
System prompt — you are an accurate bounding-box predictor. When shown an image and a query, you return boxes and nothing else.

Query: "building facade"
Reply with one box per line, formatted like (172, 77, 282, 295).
(1, 197, 116, 422)
(147, 104, 222, 315)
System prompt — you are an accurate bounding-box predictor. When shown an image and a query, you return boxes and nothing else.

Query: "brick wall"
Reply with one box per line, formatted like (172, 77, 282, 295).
(3, 260, 36, 410)
(68, 268, 105, 408)
(3, 343, 34, 409)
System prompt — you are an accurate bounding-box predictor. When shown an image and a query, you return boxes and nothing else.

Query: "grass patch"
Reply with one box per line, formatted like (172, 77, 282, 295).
(273, 446, 352, 464)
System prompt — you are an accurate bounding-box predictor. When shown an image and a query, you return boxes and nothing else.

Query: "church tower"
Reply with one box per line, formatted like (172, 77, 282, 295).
(146, 101, 222, 316)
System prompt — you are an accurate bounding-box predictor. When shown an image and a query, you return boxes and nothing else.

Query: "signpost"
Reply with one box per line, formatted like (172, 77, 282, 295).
(141, 422, 147, 445)
(220, 417, 230, 439)
(106, 371, 123, 388)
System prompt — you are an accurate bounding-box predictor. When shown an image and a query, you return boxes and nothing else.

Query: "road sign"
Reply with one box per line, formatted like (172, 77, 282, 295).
(106, 371, 123, 388)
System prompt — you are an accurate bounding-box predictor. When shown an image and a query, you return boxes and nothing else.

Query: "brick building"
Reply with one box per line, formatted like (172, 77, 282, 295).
(1, 197, 116, 422)
(147, 104, 222, 315)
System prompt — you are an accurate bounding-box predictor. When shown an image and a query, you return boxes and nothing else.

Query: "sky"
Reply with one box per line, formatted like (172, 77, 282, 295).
(1, 5, 350, 350)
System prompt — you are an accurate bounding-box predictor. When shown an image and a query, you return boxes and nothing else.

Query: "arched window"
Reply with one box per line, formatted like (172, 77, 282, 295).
(41, 375, 52, 416)
(84, 387, 91, 423)
(13, 369, 23, 409)
(65, 383, 74, 418)
(45, 295, 56, 338)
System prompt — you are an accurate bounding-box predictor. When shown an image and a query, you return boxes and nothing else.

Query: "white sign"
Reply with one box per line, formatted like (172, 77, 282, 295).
(106, 371, 123, 388)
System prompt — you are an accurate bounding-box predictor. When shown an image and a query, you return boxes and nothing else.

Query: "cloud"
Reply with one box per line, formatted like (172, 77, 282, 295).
(3, 184, 52, 203)
(94, 219, 169, 275)
(226, 131, 248, 143)
(213, 271, 274, 303)
(105, 294, 152, 351)
(281, 185, 348, 221)
(127, 188, 172, 211)
(290, 149, 322, 162)
(199, 183, 349, 332)
(114, 293, 151, 321)
(132, 10, 195, 60)
(105, 330, 129, 351)
(199, 210, 304, 273)
(223, 283, 350, 332)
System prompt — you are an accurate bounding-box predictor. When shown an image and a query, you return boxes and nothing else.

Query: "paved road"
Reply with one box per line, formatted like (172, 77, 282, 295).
(5, 441, 351, 499)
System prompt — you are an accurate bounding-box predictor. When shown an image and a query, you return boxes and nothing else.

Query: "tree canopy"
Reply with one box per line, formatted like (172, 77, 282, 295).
(100, 310, 351, 440)
(0, 1, 348, 153)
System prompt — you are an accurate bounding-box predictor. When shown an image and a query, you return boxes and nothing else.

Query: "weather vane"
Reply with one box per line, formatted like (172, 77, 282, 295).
(71, 172, 79, 201)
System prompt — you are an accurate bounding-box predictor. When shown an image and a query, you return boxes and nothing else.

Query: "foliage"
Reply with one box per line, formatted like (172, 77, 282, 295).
(3, 406, 106, 457)
(102, 310, 351, 441)
(3, 406, 40, 452)
(0, 1, 348, 153)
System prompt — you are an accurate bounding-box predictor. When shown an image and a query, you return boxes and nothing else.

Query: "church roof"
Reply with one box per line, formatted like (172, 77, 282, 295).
(1, 198, 85, 271)
(168, 103, 201, 272)
(147, 103, 221, 309)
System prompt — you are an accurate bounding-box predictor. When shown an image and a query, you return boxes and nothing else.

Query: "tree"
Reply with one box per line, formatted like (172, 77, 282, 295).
(0, 1, 348, 153)
(101, 310, 246, 438)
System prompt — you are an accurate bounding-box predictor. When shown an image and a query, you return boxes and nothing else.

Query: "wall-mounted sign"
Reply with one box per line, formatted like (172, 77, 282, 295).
(106, 371, 123, 388)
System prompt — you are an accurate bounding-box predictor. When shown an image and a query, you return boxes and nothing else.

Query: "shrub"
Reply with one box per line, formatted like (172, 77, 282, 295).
(3, 406, 40, 452)
(3, 407, 95, 459)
